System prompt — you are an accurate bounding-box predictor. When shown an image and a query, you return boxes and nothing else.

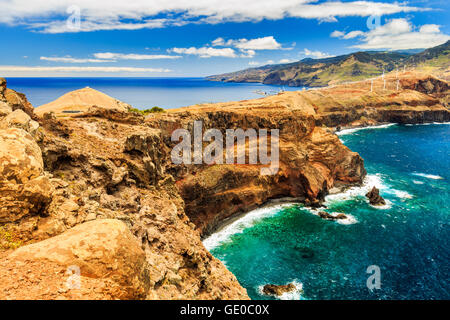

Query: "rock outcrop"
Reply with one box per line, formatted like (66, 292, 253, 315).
(148, 96, 366, 235)
(262, 283, 297, 297)
(318, 211, 347, 221)
(366, 187, 386, 206)
(35, 87, 131, 117)
(0, 219, 149, 300)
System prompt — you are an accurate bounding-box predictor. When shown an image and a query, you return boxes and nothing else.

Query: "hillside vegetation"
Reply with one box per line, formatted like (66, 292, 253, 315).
(207, 41, 450, 87)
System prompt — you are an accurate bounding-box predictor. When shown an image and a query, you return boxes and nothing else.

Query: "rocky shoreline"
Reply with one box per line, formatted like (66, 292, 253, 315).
(0, 72, 448, 299)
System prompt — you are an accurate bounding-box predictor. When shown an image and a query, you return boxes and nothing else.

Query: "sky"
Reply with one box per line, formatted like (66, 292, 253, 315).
(0, 0, 448, 77)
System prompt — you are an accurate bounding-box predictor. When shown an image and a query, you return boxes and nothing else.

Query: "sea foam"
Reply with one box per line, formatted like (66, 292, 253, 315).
(257, 281, 304, 300)
(412, 173, 444, 180)
(202, 204, 293, 251)
(335, 123, 396, 136)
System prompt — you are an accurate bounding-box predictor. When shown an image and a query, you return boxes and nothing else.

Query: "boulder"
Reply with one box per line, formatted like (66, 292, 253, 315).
(0, 109, 39, 136)
(0, 128, 54, 223)
(318, 211, 347, 221)
(366, 186, 386, 206)
(262, 283, 297, 297)
(124, 130, 165, 185)
(3, 219, 150, 300)
(0, 101, 12, 118)
(4, 87, 36, 119)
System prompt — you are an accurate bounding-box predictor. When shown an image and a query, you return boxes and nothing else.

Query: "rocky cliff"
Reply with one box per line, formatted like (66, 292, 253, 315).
(0, 72, 448, 299)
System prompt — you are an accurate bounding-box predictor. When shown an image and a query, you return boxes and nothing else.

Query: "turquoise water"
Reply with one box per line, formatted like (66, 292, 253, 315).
(5, 77, 299, 109)
(204, 123, 450, 300)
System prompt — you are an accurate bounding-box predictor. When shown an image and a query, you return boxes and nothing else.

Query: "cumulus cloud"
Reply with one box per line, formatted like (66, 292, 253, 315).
(93, 52, 181, 60)
(169, 47, 237, 58)
(303, 48, 334, 59)
(210, 36, 281, 58)
(0, 1, 425, 33)
(231, 36, 282, 50)
(171, 36, 282, 59)
(349, 19, 450, 50)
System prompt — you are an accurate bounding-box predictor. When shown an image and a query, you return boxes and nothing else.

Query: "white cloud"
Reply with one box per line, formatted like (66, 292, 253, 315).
(240, 50, 256, 58)
(248, 61, 261, 66)
(93, 52, 181, 60)
(169, 47, 237, 58)
(331, 30, 345, 38)
(279, 58, 296, 63)
(210, 36, 281, 58)
(211, 37, 226, 46)
(419, 24, 441, 34)
(40, 56, 113, 63)
(232, 36, 282, 50)
(350, 19, 450, 50)
(331, 30, 365, 39)
(0, 66, 171, 73)
(303, 48, 334, 59)
(0, 1, 425, 33)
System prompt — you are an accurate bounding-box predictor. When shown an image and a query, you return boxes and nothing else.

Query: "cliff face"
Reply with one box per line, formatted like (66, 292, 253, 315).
(0, 72, 448, 300)
(308, 73, 450, 127)
(147, 99, 365, 235)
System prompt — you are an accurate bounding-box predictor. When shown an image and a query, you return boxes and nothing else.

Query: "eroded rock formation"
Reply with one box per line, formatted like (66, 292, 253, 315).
(366, 186, 386, 206)
(262, 283, 297, 297)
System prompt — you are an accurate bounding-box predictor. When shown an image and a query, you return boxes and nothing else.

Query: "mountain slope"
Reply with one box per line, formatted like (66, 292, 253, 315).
(407, 40, 450, 79)
(208, 41, 450, 87)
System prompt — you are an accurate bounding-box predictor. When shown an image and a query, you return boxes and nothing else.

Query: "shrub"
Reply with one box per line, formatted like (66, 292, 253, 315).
(130, 106, 165, 115)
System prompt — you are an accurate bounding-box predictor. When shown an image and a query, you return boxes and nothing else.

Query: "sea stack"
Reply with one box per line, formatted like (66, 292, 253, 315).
(366, 187, 386, 206)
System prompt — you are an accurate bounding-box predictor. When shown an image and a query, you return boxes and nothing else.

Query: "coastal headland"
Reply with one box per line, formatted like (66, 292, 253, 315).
(0, 71, 448, 299)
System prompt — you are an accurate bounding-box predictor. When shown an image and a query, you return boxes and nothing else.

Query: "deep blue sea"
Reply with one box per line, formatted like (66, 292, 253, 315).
(5, 77, 300, 109)
(204, 123, 450, 300)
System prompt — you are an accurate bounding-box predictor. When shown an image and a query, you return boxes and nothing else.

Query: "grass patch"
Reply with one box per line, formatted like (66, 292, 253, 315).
(0, 226, 23, 250)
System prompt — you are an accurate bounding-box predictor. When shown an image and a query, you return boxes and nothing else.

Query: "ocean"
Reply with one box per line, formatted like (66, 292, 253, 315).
(4, 77, 300, 109)
(203, 123, 450, 300)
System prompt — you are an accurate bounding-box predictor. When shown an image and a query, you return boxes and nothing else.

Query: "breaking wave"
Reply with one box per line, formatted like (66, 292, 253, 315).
(335, 123, 396, 136)
(203, 204, 293, 251)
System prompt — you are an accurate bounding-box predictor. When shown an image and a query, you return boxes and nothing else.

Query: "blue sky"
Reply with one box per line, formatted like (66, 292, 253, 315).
(0, 0, 448, 77)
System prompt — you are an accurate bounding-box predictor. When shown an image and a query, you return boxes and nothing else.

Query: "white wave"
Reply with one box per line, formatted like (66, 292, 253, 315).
(258, 281, 304, 300)
(324, 173, 386, 205)
(412, 173, 444, 180)
(202, 204, 293, 251)
(391, 189, 413, 199)
(335, 123, 396, 136)
(369, 199, 392, 210)
(412, 180, 424, 185)
(306, 208, 359, 225)
(404, 122, 450, 126)
(336, 213, 358, 225)
(385, 189, 413, 199)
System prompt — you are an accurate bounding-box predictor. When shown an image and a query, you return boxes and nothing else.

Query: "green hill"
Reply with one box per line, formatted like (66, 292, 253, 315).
(207, 41, 450, 87)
